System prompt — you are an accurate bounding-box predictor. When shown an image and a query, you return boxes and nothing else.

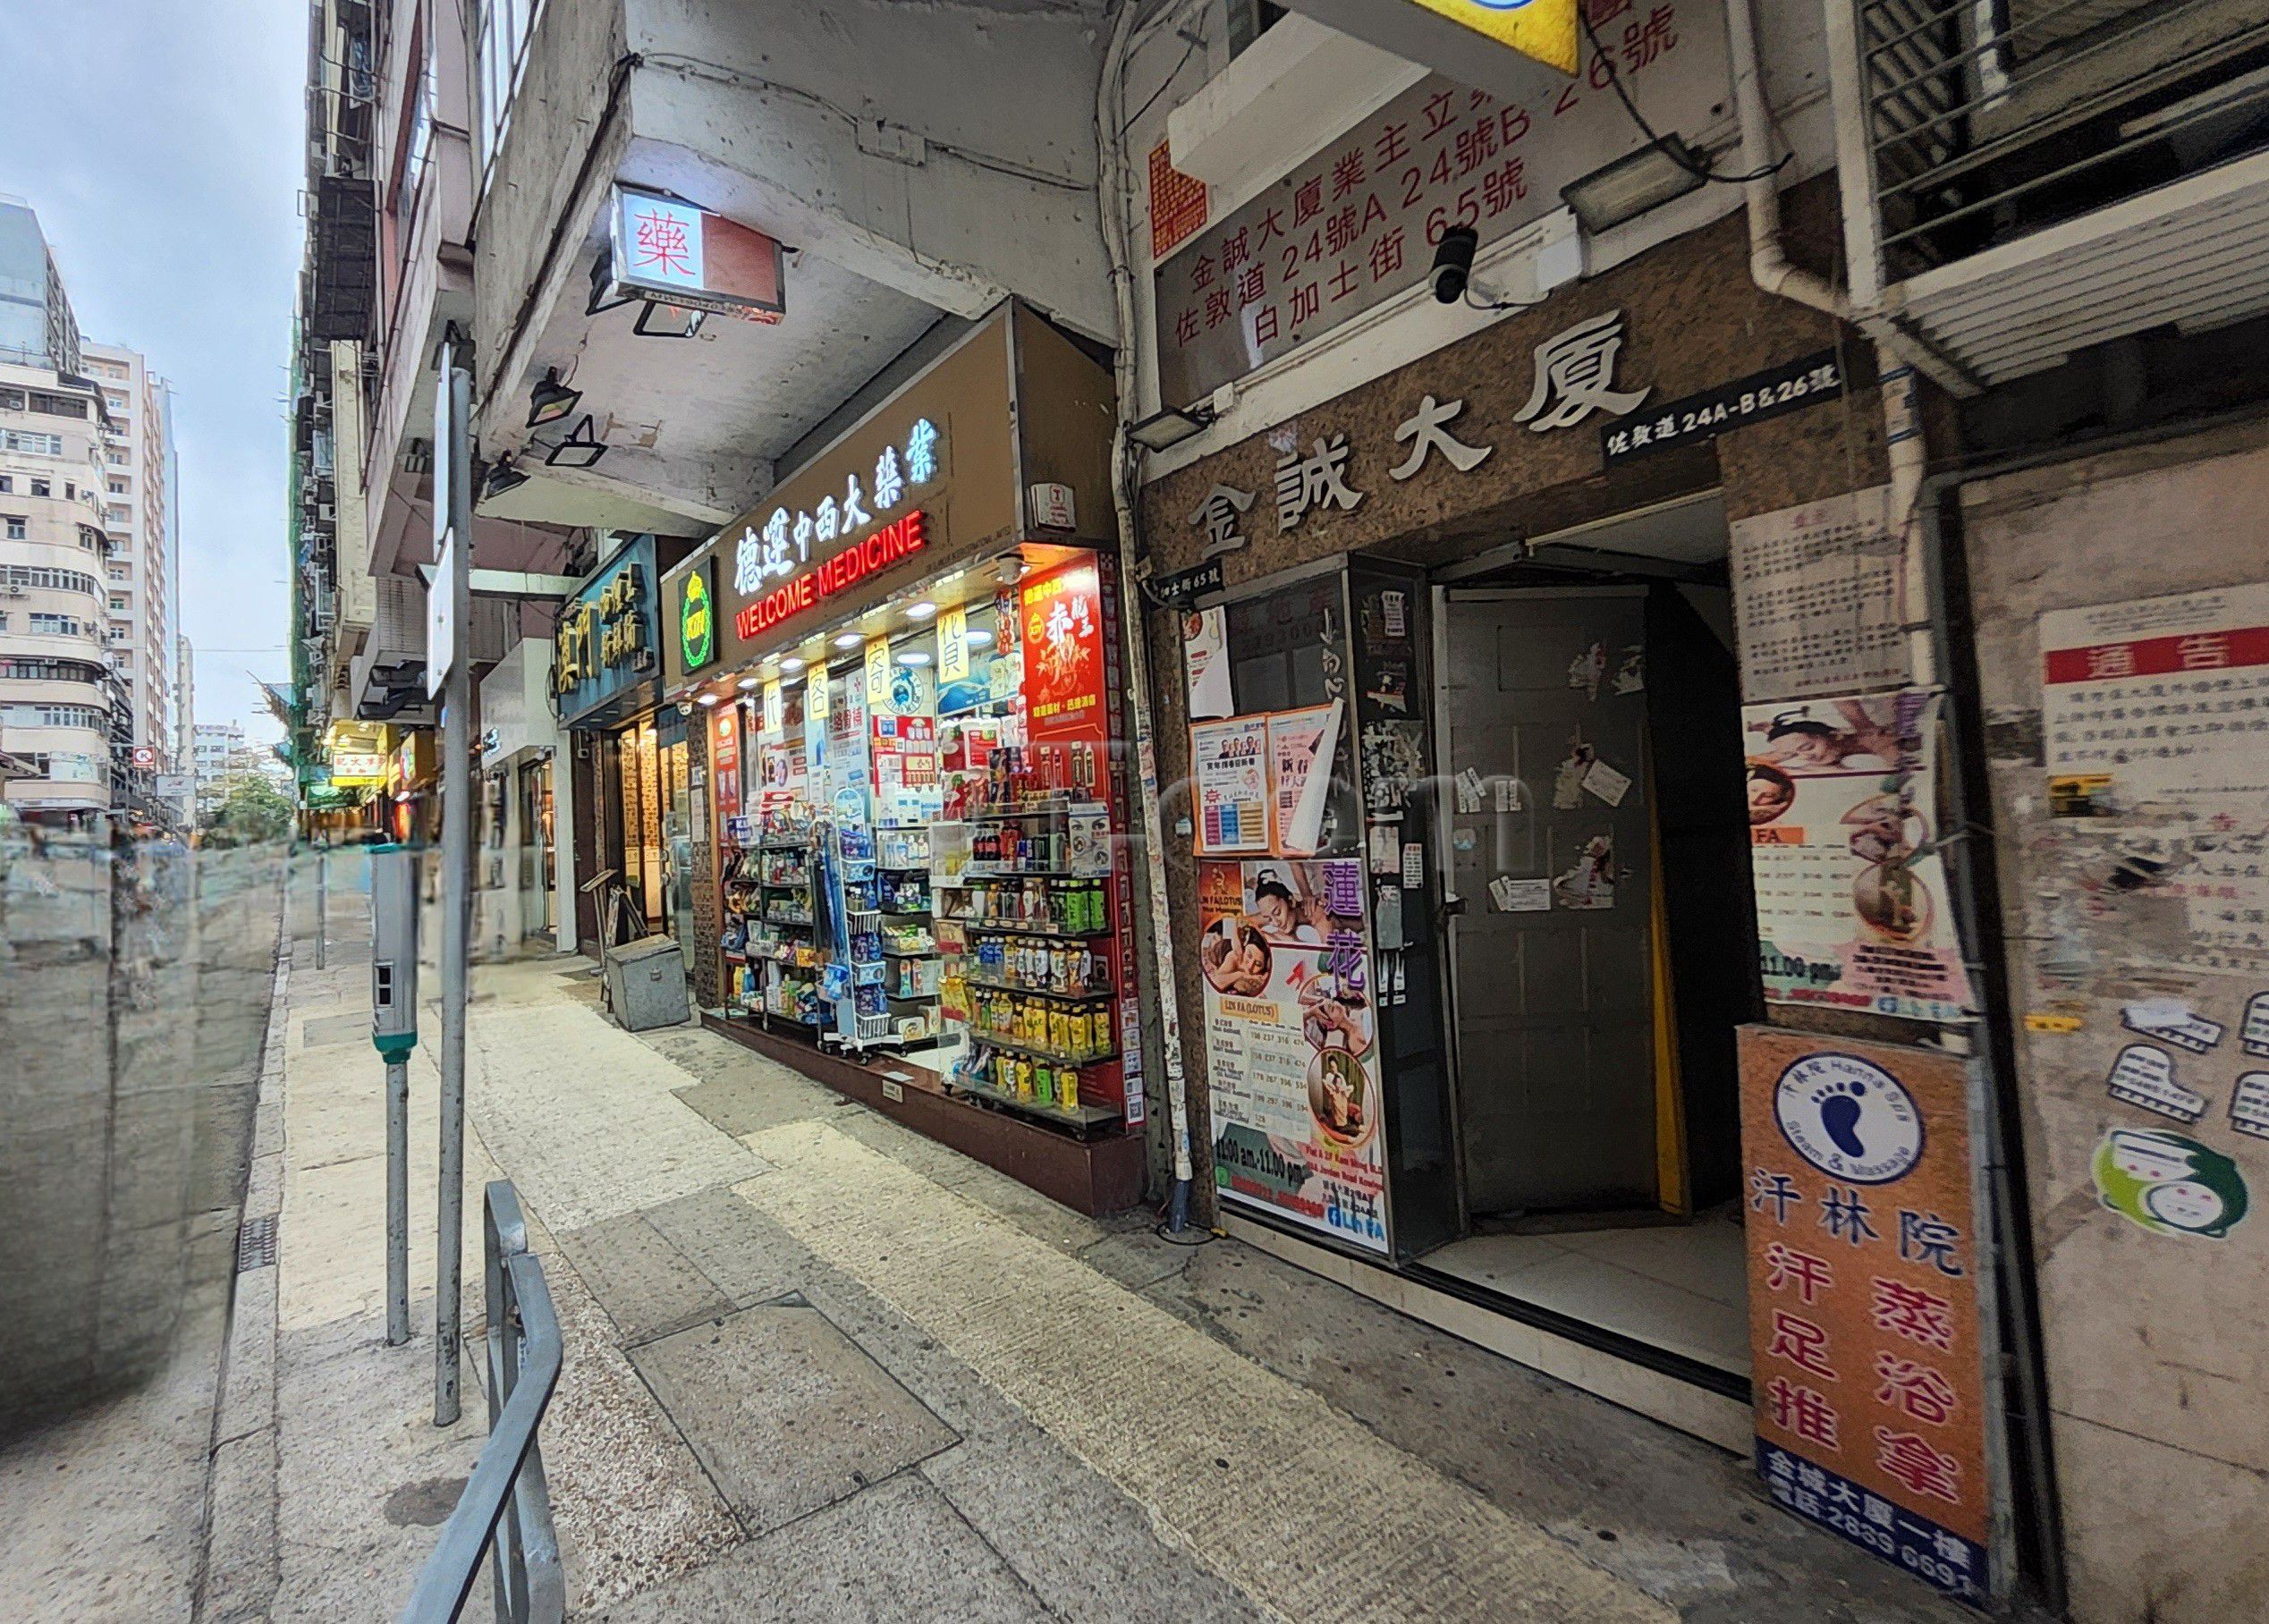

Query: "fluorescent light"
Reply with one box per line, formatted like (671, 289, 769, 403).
(1561, 139, 1706, 235)
(737, 676, 760, 690)
(696, 693, 720, 706)
(906, 601, 938, 619)
(1128, 402, 1217, 453)
(897, 650, 931, 666)
(780, 656, 805, 672)
(966, 630, 992, 647)
(832, 632, 862, 648)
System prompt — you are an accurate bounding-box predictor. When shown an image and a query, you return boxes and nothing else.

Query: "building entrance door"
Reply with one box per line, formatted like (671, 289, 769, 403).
(1437, 587, 1658, 1216)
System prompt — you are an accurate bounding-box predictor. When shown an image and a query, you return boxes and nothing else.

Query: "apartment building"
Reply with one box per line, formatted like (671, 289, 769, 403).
(82, 341, 181, 773)
(0, 199, 123, 825)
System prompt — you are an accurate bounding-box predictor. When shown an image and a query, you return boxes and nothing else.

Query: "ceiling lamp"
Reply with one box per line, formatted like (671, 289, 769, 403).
(897, 650, 932, 666)
(526, 368, 581, 428)
(543, 416, 608, 470)
(905, 601, 938, 620)
(780, 656, 805, 672)
(832, 632, 863, 649)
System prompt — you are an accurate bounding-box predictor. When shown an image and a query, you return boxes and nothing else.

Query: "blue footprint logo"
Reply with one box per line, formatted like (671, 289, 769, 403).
(1818, 1078, 1868, 1159)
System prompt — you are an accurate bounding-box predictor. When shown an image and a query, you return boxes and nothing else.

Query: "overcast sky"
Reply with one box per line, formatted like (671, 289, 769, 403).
(8, 0, 303, 750)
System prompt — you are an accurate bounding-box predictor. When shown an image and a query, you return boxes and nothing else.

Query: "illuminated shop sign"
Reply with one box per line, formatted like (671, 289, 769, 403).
(733, 510, 929, 641)
(679, 560, 717, 672)
(555, 562, 650, 695)
(606, 186, 787, 323)
(732, 417, 942, 601)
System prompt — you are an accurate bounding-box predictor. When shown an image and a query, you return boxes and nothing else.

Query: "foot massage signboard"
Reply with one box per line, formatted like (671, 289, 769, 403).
(1738, 1027, 1994, 1609)
(1198, 857, 1389, 1254)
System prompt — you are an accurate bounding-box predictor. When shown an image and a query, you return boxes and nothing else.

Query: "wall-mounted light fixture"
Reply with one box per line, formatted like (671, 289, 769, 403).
(1561, 139, 1706, 235)
(543, 416, 608, 470)
(1128, 401, 1218, 453)
(632, 300, 707, 341)
(527, 368, 581, 428)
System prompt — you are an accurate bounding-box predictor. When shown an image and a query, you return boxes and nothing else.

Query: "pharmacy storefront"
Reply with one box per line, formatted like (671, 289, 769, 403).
(662, 300, 1150, 1214)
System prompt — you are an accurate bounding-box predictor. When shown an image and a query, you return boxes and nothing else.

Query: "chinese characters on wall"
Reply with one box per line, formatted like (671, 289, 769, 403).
(1182, 318, 1647, 552)
(1151, 0, 1723, 402)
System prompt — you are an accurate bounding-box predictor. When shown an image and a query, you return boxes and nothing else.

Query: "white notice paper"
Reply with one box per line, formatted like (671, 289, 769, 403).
(1582, 757, 1632, 808)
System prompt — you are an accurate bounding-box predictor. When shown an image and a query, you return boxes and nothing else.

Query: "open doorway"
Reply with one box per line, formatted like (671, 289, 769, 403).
(1417, 494, 1759, 1380)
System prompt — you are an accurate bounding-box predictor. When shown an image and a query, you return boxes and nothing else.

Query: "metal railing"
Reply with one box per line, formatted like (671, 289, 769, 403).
(401, 1181, 564, 1624)
(1860, 0, 2269, 277)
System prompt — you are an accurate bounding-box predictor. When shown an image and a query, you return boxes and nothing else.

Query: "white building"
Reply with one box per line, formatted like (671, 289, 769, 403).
(0, 198, 118, 824)
(80, 341, 180, 771)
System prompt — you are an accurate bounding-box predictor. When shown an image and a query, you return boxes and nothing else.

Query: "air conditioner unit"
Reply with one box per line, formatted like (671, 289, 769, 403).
(2, 585, 24, 598)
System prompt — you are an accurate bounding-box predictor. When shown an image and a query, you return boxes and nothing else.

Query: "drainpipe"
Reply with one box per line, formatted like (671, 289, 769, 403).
(1098, 1, 1199, 1231)
(1725, 0, 1938, 685)
(1729, 0, 2072, 1602)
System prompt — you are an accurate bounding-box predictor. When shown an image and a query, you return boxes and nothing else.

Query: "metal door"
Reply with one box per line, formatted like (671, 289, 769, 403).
(1437, 587, 1656, 1215)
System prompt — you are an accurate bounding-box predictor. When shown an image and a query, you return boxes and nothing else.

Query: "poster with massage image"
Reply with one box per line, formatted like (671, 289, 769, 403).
(1743, 689, 1971, 1024)
(1198, 859, 1389, 1254)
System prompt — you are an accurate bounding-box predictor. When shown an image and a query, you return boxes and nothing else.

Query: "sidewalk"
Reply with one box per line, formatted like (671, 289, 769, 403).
(217, 890, 1969, 1622)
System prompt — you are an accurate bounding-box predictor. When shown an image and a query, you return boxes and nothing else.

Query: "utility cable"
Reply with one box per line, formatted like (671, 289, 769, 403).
(1578, 5, 1791, 184)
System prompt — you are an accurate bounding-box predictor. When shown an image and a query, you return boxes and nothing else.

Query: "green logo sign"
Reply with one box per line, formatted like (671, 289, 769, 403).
(681, 563, 715, 672)
(2093, 1128, 2250, 1239)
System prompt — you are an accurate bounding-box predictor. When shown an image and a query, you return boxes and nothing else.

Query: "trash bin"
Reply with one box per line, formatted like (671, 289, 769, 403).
(604, 934, 690, 1031)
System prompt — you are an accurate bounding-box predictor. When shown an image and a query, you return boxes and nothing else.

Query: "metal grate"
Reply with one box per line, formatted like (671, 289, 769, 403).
(1861, 0, 2269, 279)
(237, 1214, 279, 1273)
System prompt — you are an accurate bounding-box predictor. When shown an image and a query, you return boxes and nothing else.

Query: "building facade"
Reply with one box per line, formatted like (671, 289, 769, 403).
(0, 200, 123, 824)
(284, 0, 2269, 1617)
(81, 341, 181, 776)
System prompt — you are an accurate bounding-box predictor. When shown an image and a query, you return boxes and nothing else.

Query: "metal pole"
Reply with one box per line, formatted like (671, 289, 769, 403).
(315, 842, 326, 968)
(435, 343, 474, 1425)
(386, 1056, 410, 1346)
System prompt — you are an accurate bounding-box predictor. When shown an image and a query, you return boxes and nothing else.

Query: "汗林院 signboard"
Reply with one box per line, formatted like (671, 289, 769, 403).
(1154, 0, 1725, 405)
(1739, 1027, 1994, 1610)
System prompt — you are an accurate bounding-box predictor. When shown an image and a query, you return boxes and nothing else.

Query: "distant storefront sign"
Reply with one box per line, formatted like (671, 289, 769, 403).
(607, 186, 786, 323)
(1739, 1027, 1994, 1610)
(555, 537, 665, 729)
(1152, 1, 1725, 404)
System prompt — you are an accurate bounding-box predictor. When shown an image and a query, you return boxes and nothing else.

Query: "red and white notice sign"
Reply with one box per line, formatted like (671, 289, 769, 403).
(2039, 581, 2269, 816)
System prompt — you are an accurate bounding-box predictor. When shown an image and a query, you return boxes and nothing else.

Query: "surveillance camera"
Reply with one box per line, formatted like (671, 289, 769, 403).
(1430, 226, 1479, 305)
(674, 698, 694, 717)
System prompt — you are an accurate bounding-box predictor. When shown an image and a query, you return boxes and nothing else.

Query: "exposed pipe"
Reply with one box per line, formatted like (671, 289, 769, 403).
(1097, 0, 1198, 1230)
(1724, 0, 1935, 685)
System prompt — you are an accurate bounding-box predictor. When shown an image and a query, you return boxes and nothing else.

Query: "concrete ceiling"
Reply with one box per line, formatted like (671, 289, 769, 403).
(489, 240, 943, 531)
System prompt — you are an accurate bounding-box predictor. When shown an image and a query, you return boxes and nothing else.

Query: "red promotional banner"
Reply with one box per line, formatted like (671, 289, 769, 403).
(1020, 557, 1107, 744)
(1738, 1027, 1992, 1609)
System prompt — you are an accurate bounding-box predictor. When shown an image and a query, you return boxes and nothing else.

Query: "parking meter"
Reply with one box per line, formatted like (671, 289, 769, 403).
(371, 842, 420, 1058)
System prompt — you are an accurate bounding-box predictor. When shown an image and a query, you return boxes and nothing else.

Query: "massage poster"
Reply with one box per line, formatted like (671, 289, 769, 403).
(1743, 689, 1970, 1024)
(1198, 858, 1388, 1254)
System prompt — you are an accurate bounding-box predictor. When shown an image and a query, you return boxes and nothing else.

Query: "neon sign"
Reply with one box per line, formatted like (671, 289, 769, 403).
(732, 509, 929, 642)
